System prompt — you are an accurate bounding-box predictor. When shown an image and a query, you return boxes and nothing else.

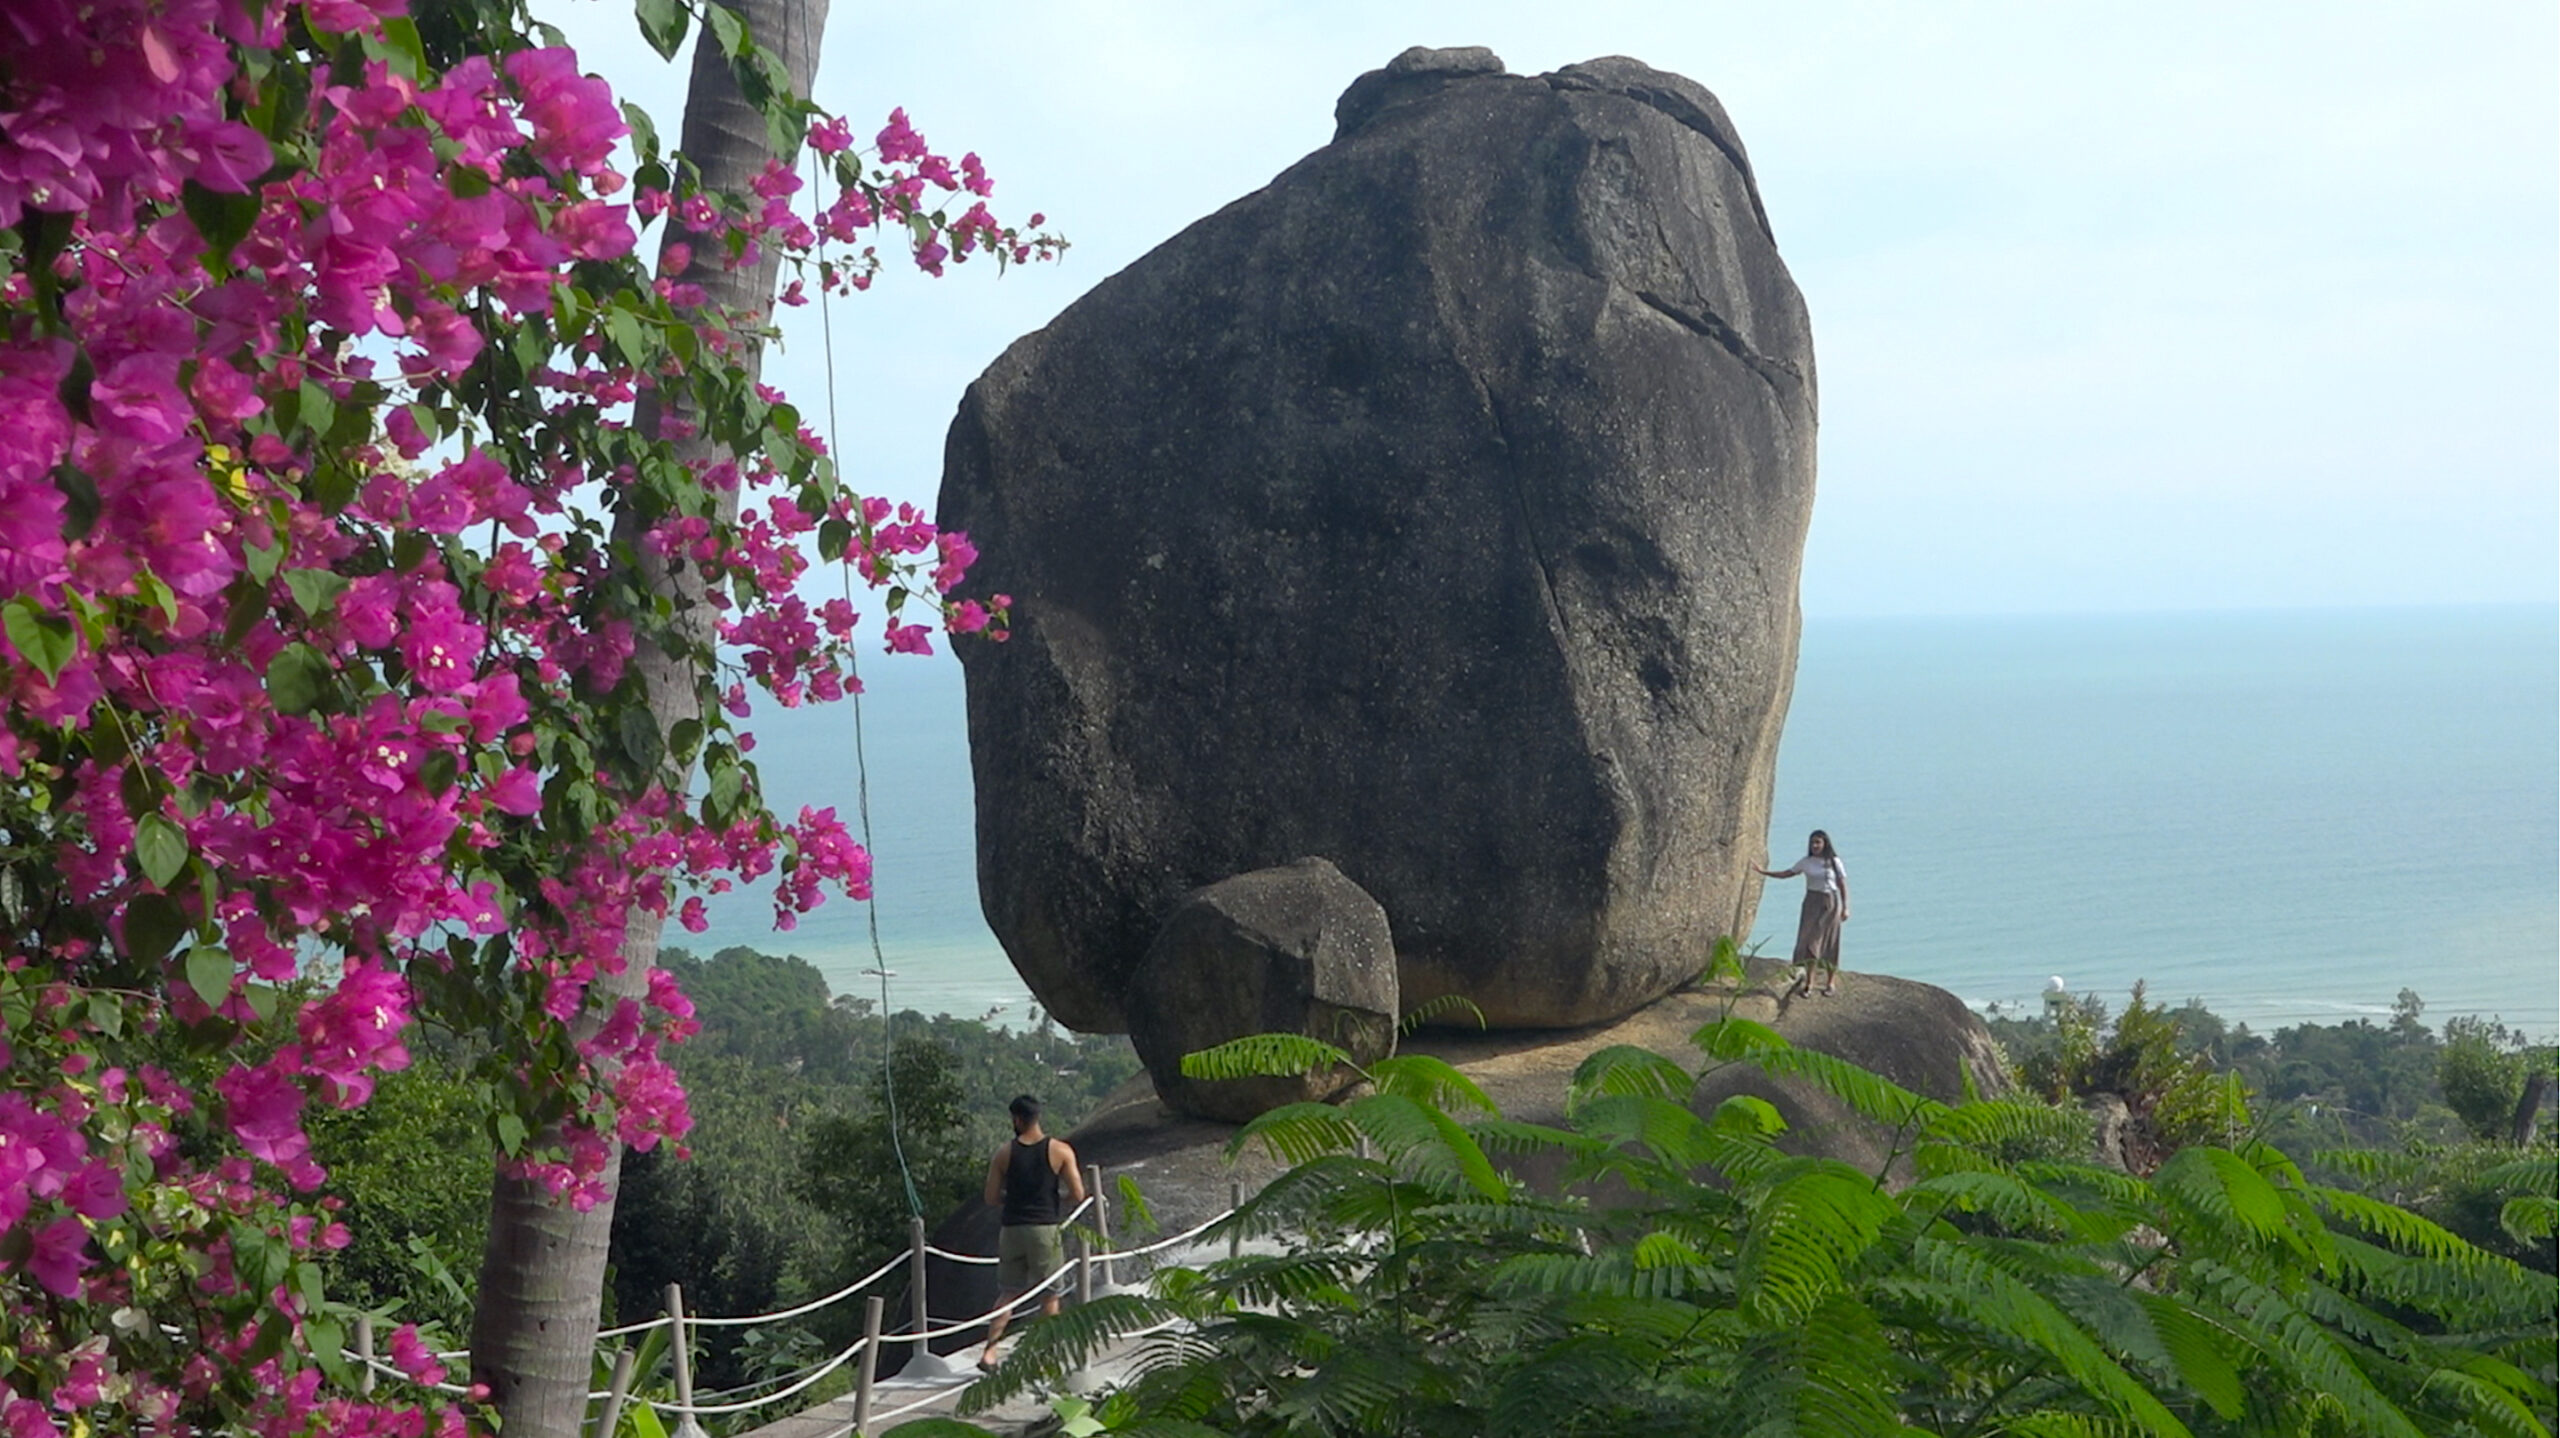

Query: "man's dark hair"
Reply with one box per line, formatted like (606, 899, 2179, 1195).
(1007, 1094, 1041, 1126)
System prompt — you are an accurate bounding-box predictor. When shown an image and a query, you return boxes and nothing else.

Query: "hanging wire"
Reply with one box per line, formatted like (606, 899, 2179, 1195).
(789, 0, 924, 1218)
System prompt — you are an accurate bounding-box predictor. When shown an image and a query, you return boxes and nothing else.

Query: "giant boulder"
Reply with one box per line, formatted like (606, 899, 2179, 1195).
(942, 47, 1818, 1032)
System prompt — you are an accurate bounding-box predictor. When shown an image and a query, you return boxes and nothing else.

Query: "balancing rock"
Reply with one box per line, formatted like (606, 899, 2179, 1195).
(942, 47, 1818, 1031)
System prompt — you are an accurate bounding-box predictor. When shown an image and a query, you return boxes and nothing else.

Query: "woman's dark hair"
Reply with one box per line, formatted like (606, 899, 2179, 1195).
(1808, 829, 1840, 857)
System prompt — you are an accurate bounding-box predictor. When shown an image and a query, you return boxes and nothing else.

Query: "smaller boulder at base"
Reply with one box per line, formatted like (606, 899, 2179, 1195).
(1128, 858, 1399, 1123)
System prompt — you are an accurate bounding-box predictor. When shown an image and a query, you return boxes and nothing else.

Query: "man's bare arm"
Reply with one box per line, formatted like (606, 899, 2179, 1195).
(1055, 1141, 1087, 1205)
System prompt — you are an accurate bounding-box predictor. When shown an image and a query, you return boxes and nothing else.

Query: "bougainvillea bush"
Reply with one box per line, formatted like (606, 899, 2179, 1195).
(0, 0, 1048, 1431)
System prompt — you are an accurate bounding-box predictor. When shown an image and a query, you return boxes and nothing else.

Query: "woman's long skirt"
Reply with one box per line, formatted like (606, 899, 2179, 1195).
(1792, 890, 1842, 970)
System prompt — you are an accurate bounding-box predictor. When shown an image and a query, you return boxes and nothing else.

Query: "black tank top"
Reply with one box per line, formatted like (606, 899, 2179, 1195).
(1000, 1136, 1062, 1226)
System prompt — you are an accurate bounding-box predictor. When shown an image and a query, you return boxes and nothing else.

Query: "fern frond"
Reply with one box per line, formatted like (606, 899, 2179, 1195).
(2477, 1153, 2559, 1195)
(957, 1292, 1177, 1414)
(2140, 1292, 2249, 1420)
(1568, 1092, 1717, 1169)
(1905, 1238, 2194, 1438)
(1208, 1249, 1363, 1309)
(1690, 1014, 1791, 1063)
(2500, 1193, 2557, 1243)
(1489, 1248, 1700, 1301)
(1398, 992, 1487, 1034)
(1106, 1423, 1238, 1438)
(1227, 1151, 1377, 1233)
(2152, 1145, 2299, 1254)
(1568, 1044, 1697, 1109)
(1737, 1162, 1899, 1326)
(2419, 1368, 2554, 1438)
(1417, 1099, 1509, 1200)
(1906, 1168, 2086, 1237)
(1704, 1091, 1787, 1137)
(1181, 1032, 1352, 1082)
(2184, 1256, 2431, 1438)
(1471, 1116, 1604, 1158)
(2311, 1184, 2484, 1265)
(1758, 1043, 1947, 1130)
(1229, 1100, 1357, 1165)
(1924, 1097, 2089, 1155)
(1368, 1052, 1499, 1115)
(1992, 1417, 2156, 1438)
(2324, 1229, 2557, 1332)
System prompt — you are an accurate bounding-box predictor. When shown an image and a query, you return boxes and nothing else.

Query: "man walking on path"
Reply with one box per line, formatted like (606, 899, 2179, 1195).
(978, 1094, 1086, 1370)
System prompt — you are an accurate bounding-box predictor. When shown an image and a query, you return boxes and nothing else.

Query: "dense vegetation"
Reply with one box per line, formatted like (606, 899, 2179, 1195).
(307, 945, 1139, 1385)
(300, 954, 2552, 1431)
(944, 969, 2557, 1438)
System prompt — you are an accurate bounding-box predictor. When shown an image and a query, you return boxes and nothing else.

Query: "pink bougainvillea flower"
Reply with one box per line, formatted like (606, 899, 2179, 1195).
(25, 1215, 92, 1297)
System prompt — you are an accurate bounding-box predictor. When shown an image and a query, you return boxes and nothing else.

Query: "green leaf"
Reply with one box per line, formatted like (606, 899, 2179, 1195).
(605, 307, 647, 366)
(244, 535, 286, 583)
(705, 754, 744, 821)
(634, 0, 688, 60)
(51, 463, 100, 541)
(185, 944, 235, 1011)
(85, 991, 125, 1039)
(2, 598, 76, 682)
(306, 1314, 352, 1388)
(265, 642, 333, 715)
(282, 567, 348, 619)
(134, 813, 189, 888)
(296, 380, 336, 443)
(181, 180, 261, 267)
(374, 15, 425, 74)
(495, 1111, 528, 1156)
(122, 892, 189, 961)
(617, 707, 665, 777)
(419, 747, 458, 795)
(134, 569, 181, 626)
(1182, 1033, 1352, 1083)
(817, 514, 854, 562)
(704, 3, 747, 58)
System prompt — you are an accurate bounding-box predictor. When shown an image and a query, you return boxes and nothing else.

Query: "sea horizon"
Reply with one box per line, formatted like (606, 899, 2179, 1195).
(685, 601, 2559, 1041)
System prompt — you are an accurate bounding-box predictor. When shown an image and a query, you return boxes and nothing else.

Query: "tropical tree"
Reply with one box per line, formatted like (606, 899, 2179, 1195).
(0, 0, 1050, 1431)
(942, 979, 2558, 1437)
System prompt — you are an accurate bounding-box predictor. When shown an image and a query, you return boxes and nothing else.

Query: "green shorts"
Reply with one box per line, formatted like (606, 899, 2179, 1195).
(997, 1223, 1063, 1295)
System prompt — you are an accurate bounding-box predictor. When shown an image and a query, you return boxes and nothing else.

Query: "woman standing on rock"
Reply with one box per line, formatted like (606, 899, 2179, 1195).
(1757, 830, 1848, 998)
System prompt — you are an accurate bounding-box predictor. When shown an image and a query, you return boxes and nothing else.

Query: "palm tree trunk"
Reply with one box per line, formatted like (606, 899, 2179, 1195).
(469, 5, 829, 1432)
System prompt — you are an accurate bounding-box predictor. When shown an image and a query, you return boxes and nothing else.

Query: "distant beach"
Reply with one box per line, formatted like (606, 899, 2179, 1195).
(689, 605, 2559, 1039)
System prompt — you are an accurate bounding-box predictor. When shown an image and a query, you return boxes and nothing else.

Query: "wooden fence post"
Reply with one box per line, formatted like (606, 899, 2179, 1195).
(666, 1283, 705, 1438)
(851, 1295, 885, 1437)
(901, 1213, 957, 1379)
(591, 1348, 636, 1438)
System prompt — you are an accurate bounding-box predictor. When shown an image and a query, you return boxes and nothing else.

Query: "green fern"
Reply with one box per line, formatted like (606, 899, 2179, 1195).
(1397, 992, 1488, 1035)
(1568, 1043, 1697, 1110)
(1735, 1161, 1899, 1325)
(1180, 1032, 1353, 1083)
(1367, 1052, 1498, 1115)
(1229, 1100, 1357, 1165)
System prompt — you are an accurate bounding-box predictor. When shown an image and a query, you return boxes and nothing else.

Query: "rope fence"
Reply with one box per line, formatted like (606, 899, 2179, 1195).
(353, 1165, 1252, 1436)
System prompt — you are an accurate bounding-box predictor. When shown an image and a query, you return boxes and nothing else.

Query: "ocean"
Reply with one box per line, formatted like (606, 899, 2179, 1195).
(689, 605, 2559, 1040)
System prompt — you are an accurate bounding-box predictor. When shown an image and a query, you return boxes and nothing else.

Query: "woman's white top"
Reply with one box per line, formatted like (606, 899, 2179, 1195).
(1778, 855, 1846, 894)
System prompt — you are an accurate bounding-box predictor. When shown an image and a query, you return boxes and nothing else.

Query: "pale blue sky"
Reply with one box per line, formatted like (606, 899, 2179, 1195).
(544, 1, 2557, 618)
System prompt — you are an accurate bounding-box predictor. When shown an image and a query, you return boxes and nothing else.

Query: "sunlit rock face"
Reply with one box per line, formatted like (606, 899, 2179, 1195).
(942, 47, 1818, 1033)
